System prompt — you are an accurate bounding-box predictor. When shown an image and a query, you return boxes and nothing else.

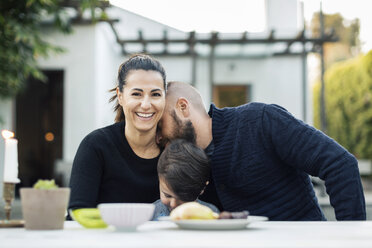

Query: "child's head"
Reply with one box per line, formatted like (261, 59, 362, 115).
(157, 139, 210, 211)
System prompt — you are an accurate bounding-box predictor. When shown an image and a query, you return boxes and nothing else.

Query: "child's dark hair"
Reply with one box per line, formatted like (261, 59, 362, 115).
(157, 139, 210, 202)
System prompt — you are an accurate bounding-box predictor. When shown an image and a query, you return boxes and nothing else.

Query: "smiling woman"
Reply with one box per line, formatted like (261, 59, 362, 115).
(68, 54, 167, 216)
(117, 70, 165, 153)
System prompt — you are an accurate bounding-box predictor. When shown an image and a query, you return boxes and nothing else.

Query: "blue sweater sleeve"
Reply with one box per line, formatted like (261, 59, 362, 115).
(261, 104, 366, 220)
(151, 199, 170, 221)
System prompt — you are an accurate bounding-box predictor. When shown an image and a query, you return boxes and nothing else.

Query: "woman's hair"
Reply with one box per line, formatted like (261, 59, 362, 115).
(158, 139, 210, 202)
(109, 54, 167, 122)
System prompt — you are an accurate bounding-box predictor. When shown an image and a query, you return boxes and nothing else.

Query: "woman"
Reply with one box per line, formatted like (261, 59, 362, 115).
(68, 54, 166, 211)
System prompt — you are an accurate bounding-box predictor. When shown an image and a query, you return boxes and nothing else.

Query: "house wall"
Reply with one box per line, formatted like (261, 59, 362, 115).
(94, 22, 121, 129)
(150, 55, 303, 119)
(213, 57, 303, 118)
(107, 7, 185, 38)
(266, 0, 299, 33)
(195, 59, 213, 109)
(37, 26, 97, 162)
(106, 4, 303, 117)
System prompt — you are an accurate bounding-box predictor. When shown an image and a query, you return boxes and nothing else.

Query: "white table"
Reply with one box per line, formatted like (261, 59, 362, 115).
(1, 221, 372, 248)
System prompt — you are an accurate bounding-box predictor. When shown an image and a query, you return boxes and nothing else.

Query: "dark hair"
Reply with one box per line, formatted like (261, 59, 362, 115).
(158, 139, 210, 202)
(109, 54, 167, 122)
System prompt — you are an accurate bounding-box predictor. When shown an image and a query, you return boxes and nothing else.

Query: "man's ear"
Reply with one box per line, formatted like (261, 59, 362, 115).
(176, 97, 190, 118)
(116, 87, 123, 106)
(155, 128, 164, 146)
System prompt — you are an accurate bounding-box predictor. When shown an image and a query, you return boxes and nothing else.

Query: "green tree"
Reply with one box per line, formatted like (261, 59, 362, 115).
(0, 0, 108, 98)
(310, 12, 360, 68)
(313, 51, 372, 159)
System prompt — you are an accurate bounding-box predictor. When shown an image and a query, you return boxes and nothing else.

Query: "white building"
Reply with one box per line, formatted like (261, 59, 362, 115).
(0, 0, 314, 193)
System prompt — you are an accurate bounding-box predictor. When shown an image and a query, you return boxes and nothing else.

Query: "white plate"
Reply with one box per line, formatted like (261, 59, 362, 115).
(158, 216, 268, 230)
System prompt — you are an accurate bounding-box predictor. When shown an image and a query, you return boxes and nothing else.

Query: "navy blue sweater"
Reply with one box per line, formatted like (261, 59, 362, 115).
(207, 103, 366, 220)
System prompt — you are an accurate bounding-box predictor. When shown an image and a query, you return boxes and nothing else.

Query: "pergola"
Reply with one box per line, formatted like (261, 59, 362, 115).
(60, 0, 336, 126)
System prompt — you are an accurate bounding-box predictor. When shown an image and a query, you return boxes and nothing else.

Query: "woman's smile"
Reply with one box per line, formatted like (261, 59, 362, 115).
(136, 112, 155, 119)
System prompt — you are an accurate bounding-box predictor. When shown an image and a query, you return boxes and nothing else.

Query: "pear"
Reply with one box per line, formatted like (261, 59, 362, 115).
(70, 208, 108, 228)
(170, 202, 219, 220)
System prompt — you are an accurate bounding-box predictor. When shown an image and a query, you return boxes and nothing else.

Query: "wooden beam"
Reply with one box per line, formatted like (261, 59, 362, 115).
(138, 30, 147, 53)
(241, 31, 248, 42)
(115, 36, 337, 45)
(163, 30, 169, 54)
(268, 30, 275, 40)
(187, 31, 196, 54)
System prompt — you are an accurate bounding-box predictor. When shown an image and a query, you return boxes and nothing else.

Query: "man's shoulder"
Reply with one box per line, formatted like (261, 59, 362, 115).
(232, 102, 268, 120)
(210, 102, 289, 134)
(238, 102, 267, 111)
(210, 102, 266, 116)
(236, 103, 292, 119)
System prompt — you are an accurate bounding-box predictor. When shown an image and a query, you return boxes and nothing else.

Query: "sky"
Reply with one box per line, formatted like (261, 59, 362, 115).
(110, 0, 372, 53)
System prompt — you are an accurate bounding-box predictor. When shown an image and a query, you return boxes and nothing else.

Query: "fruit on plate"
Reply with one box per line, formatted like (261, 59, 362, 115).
(70, 208, 108, 228)
(169, 202, 250, 220)
(170, 202, 219, 220)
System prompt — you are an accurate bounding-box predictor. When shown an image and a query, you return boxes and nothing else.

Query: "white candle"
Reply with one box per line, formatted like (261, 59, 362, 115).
(2, 130, 20, 183)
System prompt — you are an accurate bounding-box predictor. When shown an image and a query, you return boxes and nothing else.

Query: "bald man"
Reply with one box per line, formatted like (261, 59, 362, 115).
(158, 81, 366, 221)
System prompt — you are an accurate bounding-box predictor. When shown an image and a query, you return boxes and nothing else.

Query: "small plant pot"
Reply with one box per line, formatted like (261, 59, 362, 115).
(20, 188, 70, 230)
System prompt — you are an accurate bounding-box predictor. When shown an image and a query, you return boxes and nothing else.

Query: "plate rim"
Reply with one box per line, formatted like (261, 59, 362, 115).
(158, 215, 268, 230)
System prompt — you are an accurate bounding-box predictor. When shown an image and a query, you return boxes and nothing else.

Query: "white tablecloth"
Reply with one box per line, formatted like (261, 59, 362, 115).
(1, 221, 372, 248)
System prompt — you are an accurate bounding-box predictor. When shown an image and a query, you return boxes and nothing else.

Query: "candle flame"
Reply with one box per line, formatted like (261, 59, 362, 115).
(1, 130, 15, 139)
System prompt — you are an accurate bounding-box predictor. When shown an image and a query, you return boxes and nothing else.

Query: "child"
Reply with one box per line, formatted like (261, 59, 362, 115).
(152, 139, 219, 220)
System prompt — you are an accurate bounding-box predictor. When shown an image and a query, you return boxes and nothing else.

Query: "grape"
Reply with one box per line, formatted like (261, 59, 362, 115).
(218, 210, 249, 219)
(231, 211, 249, 219)
(218, 212, 232, 219)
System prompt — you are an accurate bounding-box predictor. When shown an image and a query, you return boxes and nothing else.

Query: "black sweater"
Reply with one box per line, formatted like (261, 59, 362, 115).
(68, 121, 159, 210)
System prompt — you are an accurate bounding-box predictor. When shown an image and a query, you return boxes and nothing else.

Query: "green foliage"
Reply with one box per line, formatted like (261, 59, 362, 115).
(310, 12, 361, 68)
(311, 12, 360, 47)
(33, 179, 59, 189)
(0, 0, 106, 98)
(313, 51, 372, 159)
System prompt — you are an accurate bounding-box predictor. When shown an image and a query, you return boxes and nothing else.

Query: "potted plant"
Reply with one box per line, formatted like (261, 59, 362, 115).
(20, 179, 70, 230)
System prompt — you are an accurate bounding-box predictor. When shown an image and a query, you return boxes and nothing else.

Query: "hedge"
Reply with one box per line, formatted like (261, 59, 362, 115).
(313, 50, 372, 159)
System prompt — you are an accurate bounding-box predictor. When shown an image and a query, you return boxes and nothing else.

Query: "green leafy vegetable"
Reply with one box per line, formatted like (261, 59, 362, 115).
(33, 179, 59, 189)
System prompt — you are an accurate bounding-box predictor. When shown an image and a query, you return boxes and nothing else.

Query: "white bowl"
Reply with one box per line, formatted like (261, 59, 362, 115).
(98, 203, 155, 230)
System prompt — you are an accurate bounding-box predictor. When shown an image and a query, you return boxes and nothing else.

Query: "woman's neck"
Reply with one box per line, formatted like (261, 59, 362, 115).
(125, 124, 160, 159)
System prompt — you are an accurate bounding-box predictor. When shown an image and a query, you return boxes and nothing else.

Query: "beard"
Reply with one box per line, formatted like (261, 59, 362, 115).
(170, 110, 196, 144)
(157, 110, 197, 149)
